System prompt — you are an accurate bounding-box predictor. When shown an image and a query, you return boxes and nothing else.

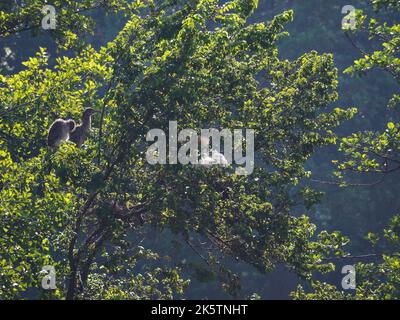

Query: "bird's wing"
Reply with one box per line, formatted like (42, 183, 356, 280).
(47, 120, 64, 147)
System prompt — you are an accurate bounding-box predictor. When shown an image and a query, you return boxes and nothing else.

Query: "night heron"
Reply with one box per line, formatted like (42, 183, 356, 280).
(197, 136, 229, 167)
(47, 118, 76, 148)
(69, 108, 100, 148)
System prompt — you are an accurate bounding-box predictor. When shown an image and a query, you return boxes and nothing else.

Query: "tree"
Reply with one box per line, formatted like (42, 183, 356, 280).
(0, 0, 133, 49)
(292, 215, 400, 300)
(337, 0, 399, 178)
(293, 0, 400, 300)
(1, 0, 355, 299)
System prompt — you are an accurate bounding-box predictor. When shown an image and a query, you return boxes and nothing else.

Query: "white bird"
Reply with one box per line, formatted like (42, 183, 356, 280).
(197, 136, 229, 168)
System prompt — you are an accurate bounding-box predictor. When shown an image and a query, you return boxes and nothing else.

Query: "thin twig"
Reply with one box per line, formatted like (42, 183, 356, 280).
(323, 253, 386, 261)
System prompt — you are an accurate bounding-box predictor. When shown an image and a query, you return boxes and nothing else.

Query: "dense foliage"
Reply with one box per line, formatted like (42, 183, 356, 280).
(0, 0, 134, 48)
(0, 0, 399, 300)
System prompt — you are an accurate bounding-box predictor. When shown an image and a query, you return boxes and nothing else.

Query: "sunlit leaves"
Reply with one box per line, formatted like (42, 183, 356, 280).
(0, 0, 137, 49)
(0, 0, 358, 299)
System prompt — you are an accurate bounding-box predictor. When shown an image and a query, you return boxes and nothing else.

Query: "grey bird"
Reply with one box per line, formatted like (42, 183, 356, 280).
(69, 108, 100, 148)
(47, 119, 76, 148)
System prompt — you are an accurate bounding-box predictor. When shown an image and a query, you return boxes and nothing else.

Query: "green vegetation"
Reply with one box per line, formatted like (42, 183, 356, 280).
(294, 0, 400, 300)
(0, 0, 399, 300)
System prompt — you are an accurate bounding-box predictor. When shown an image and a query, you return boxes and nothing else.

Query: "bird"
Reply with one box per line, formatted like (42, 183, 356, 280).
(198, 150, 229, 167)
(47, 118, 76, 149)
(69, 108, 100, 148)
(197, 136, 229, 168)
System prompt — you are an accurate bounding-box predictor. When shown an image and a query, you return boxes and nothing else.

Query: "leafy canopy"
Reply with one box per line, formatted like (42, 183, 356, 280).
(1, 0, 356, 299)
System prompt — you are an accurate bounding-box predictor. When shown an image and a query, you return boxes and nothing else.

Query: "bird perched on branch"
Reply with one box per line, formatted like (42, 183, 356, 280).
(70, 108, 100, 148)
(47, 119, 76, 149)
(197, 136, 229, 168)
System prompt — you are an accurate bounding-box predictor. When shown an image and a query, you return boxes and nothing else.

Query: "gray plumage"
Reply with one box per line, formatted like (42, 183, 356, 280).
(70, 108, 99, 148)
(47, 119, 76, 148)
